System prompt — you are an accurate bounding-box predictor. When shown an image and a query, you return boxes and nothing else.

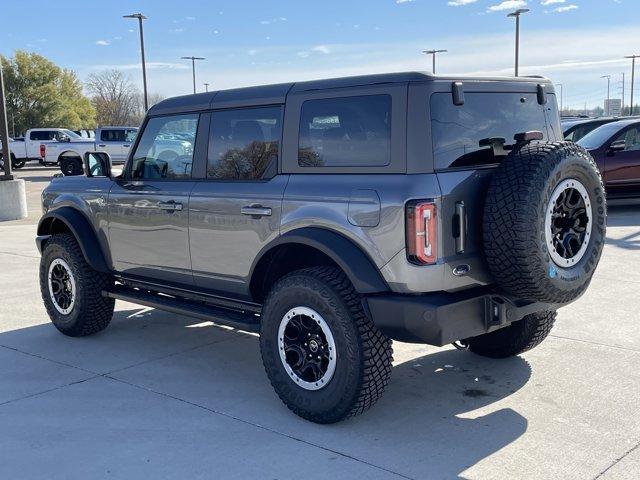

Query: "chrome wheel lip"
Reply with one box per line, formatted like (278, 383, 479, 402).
(47, 258, 76, 315)
(277, 306, 337, 391)
(544, 178, 593, 268)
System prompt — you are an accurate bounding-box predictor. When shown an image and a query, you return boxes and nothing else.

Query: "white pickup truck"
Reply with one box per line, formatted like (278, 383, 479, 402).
(1, 128, 90, 170)
(40, 126, 138, 175)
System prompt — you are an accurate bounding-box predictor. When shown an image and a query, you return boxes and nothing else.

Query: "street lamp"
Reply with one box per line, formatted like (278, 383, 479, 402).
(508, 8, 530, 77)
(181, 56, 206, 94)
(204, 82, 210, 92)
(422, 49, 447, 74)
(626, 55, 639, 116)
(601, 75, 611, 115)
(123, 13, 149, 112)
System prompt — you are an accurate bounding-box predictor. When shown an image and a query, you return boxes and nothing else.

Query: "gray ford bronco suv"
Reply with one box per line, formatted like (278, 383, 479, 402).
(37, 72, 606, 423)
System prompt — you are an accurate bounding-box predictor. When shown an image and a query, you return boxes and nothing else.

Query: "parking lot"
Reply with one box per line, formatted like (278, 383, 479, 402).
(1, 167, 639, 479)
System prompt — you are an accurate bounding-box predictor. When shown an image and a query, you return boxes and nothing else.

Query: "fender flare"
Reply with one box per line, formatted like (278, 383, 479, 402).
(37, 207, 110, 273)
(250, 227, 389, 294)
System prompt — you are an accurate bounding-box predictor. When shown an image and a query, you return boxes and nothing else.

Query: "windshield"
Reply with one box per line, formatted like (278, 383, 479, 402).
(577, 122, 623, 149)
(62, 129, 82, 139)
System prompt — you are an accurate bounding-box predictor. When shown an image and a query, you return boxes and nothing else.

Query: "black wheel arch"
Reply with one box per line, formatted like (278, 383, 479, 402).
(37, 207, 110, 273)
(249, 227, 389, 302)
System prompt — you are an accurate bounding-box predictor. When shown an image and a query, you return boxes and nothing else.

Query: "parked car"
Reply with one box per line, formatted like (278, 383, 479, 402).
(41, 126, 138, 175)
(562, 117, 619, 142)
(73, 129, 95, 139)
(36, 72, 605, 423)
(577, 118, 640, 200)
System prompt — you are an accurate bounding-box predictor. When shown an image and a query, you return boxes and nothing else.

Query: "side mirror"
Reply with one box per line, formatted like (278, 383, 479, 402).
(59, 134, 71, 143)
(608, 140, 626, 154)
(84, 151, 112, 178)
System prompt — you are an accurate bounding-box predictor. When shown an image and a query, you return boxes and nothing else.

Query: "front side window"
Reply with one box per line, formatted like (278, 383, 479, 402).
(207, 106, 282, 180)
(130, 114, 199, 179)
(431, 92, 550, 169)
(613, 126, 640, 151)
(298, 95, 391, 167)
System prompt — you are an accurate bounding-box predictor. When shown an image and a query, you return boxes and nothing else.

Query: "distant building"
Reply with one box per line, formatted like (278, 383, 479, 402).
(605, 99, 622, 117)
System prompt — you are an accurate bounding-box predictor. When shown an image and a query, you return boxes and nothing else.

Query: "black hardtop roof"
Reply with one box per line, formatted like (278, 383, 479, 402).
(148, 71, 553, 116)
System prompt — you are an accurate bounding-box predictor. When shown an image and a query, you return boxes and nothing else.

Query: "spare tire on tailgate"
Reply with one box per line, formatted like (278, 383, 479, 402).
(483, 141, 606, 304)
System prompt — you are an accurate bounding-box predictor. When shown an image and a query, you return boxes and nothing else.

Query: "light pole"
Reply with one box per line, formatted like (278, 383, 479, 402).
(181, 56, 205, 94)
(601, 75, 611, 115)
(422, 49, 447, 74)
(626, 55, 639, 116)
(204, 82, 210, 92)
(557, 83, 564, 115)
(508, 8, 530, 77)
(123, 13, 149, 112)
(0, 64, 13, 180)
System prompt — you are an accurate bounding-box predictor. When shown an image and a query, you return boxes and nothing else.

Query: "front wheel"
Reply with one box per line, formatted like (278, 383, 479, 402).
(39, 233, 115, 336)
(260, 266, 393, 423)
(466, 311, 557, 359)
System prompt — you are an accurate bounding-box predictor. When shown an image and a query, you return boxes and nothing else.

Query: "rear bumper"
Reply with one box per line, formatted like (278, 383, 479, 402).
(364, 287, 559, 346)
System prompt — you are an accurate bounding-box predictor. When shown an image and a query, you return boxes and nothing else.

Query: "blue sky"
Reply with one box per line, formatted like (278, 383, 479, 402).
(1, 0, 637, 109)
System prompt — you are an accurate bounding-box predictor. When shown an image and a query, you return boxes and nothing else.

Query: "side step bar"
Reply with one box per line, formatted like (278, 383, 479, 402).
(103, 284, 261, 333)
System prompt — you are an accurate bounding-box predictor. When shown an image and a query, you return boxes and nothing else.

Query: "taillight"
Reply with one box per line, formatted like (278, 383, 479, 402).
(39, 144, 46, 158)
(406, 201, 437, 265)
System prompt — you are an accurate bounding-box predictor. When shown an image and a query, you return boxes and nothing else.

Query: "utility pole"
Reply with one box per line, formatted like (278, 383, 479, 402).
(204, 82, 210, 92)
(557, 83, 564, 115)
(601, 75, 611, 115)
(621, 73, 625, 116)
(124, 13, 149, 111)
(626, 55, 639, 116)
(508, 8, 530, 77)
(181, 56, 206, 94)
(0, 63, 13, 180)
(422, 49, 447, 74)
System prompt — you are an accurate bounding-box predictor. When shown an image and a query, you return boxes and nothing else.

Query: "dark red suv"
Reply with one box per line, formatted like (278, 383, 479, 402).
(577, 118, 640, 201)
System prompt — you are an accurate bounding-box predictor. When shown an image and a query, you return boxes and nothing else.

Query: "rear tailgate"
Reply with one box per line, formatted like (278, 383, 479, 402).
(430, 88, 561, 290)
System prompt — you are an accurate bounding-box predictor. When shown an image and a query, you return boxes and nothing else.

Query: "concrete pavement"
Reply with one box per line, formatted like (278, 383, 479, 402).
(0, 168, 638, 479)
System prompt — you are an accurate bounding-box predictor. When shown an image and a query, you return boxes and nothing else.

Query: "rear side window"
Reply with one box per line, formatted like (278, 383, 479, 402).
(101, 129, 124, 142)
(430, 92, 550, 170)
(130, 114, 199, 179)
(298, 95, 391, 167)
(207, 106, 282, 180)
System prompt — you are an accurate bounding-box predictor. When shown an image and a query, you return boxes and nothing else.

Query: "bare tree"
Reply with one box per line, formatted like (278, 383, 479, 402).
(86, 70, 141, 126)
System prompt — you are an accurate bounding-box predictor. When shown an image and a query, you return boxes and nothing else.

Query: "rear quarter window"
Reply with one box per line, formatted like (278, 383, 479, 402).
(430, 92, 554, 170)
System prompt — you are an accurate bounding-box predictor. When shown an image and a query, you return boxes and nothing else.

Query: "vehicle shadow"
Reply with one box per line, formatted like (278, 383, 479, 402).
(1, 307, 532, 479)
(605, 205, 640, 250)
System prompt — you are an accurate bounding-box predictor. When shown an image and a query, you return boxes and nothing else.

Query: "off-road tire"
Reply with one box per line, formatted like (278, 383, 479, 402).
(39, 233, 114, 336)
(467, 311, 556, 358)
(60, 157, 83, 176)
(260, 266, 393, 423)
(483, 142, 606, 304)
(12, 155, 25, 169)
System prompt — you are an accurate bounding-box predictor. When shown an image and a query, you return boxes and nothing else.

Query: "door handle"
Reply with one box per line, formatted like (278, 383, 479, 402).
(241, 206, 272, 217)
(98, 144, 106, 147)
(454, 201, 466, 254)
(123, 144, 130, 148)
(158, 201, 183, 211)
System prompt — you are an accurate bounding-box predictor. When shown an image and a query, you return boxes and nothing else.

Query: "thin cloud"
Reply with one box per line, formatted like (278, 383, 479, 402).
(487, 1, 527, 12)
(95, 40, 109, 46)
(448, 0, 478, 6)
(554, 4, 578, 12)
(90, 62, 189, 70)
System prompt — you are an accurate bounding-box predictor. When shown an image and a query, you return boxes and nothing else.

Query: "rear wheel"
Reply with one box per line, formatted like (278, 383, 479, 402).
(60, 157, 83, 176)
(39, 233, 114, 336)
(260, 266, 393, 423)
(467, 311, 556, 358)
(12, 155, 25, 169)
